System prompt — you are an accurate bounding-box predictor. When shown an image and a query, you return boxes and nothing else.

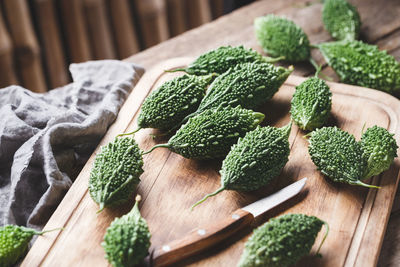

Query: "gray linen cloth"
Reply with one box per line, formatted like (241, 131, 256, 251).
(0, 60, 144, 229)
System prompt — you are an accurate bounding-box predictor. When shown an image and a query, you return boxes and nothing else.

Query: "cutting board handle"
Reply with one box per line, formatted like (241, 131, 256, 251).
(151, 208, 254, 267)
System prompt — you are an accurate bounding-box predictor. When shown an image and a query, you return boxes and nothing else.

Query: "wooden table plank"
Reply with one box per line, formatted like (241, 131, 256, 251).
(133, 0, 170, 48)
(83, 0, 116, 59)
(166, 0, 187, 37)
(3, 0, 47, 92)
(186, 0, 212, 29)
(0, 4, 18, 87)
(108, 0, 141, 58)
(33, 0, 69, 88)
(59, 0, 93, 63)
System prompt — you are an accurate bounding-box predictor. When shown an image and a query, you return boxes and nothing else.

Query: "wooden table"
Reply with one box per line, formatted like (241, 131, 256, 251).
(124, 1, 400, 266)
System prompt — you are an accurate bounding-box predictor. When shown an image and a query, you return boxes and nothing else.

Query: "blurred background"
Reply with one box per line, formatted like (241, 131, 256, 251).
(0, 0, 257, 93)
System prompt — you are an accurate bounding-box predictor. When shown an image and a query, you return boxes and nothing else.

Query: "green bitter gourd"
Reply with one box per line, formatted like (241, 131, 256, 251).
(144, 106, 264, 159)
(191, 124, 291, 210)
(290, 76, 332, 131)
(322, 0, 361, 41)
(254, 14, 311, 63)
(0, 225, 61, 267)
(102, 195, 151, 267)
(308, 126, 378, 188)
(238, 213, 329, 267)
(318, 40, 400, 93)
(182, 62, 292, 124)
(168, 45, 283, 75)
(121, 74, 214, 135)
(361, 125, 398, 179)
(89, 137, 144, 212)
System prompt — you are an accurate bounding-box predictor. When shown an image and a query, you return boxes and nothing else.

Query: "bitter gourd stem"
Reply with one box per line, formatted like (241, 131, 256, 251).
(361, 122, 367, 135)
(165, 68, 187, 73)
(28, 227, 64, 236)
(190, 187, 226, 211)
(309, 58, 333, 81)
(351, 180, 380, 189)
(263, 55, 286, 63)
(315, 220, 329, 256)
(97, 203, 105, 214)
(39, 227, 64, 235)
(281, 122, 292, 138)
(142, 144, 171, 155)
(309, 58, 321, 74)
(117, 127, 142, 137)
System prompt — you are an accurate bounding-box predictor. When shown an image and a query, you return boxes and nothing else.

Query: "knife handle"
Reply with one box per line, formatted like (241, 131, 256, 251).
(152, 209, 254, 267)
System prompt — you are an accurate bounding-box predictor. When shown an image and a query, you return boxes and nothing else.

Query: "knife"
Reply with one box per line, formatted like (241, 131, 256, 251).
(149, 177, 307, 267)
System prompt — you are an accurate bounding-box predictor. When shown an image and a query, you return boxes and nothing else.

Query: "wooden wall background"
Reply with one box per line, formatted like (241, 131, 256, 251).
(0, 0, 254, 93)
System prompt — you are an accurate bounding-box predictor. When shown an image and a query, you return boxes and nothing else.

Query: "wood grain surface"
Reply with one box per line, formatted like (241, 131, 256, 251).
(108, 0, 140, 59)
(166, 0, 187, 37)
(0, 4, 18, 87)
(33, 0, 69, 88)
(3, 0, 47, 93)
(23, 57, 400, 267)
(83, 0, 116, 59)
(134, 0, 170, 48)
(59, 0, 92, 63)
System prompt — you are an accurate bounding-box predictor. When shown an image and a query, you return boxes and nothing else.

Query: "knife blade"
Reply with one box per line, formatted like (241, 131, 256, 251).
(150, 178, 307, 267)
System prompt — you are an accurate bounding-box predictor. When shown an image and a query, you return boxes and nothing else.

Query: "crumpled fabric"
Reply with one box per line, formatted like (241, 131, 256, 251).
(0, 60, 144, 229)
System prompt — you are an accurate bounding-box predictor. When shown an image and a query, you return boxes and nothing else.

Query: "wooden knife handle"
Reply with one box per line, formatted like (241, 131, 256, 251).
(152, 209, 254, 267)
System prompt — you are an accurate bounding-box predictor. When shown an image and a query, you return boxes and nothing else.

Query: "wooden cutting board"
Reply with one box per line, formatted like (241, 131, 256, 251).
(23, 58, 400, 267)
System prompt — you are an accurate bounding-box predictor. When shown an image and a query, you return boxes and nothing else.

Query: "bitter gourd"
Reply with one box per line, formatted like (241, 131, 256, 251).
(308, 126, 378, 188)
(238, 214, 329, 267)
(191, 124, 291, 209)
(144, 106, 264, 159)
(322, 0, 361, 41)
(124, 74, 213, 134)
(102, 195, 151, 267)
(254, 14, 311, 62)
(181, 62, 292, 125)
(318, 40, 400, 93)
(290, 76, 332, 131)
(168, 45, 282, 75)
(89, 137, 144, 212)
(361, 125, 398, 179)
(0, 225, 61, 267)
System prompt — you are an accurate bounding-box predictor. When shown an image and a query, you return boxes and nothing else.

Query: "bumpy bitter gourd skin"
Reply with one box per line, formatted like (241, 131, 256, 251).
(191, 124, 291, 209)
(89, 137, 144, 212)
(102, 196, 151, 267)
(191, 62, 291, 118)
(221, 124, 291, 191)
(238, 214, 326, 267)
(172, 45, 273, 75)
(290, 77, 332, 131)
(361, 126, 398, 179)
(155, 106, 264, 159)
(308, 127, 377, 188)
(318, 40, 400, 93)
(322, 0, 361, 41)
(254, 14, 311, 62)
(0, 225, 47, 267)
(137, 74, 212, 131)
